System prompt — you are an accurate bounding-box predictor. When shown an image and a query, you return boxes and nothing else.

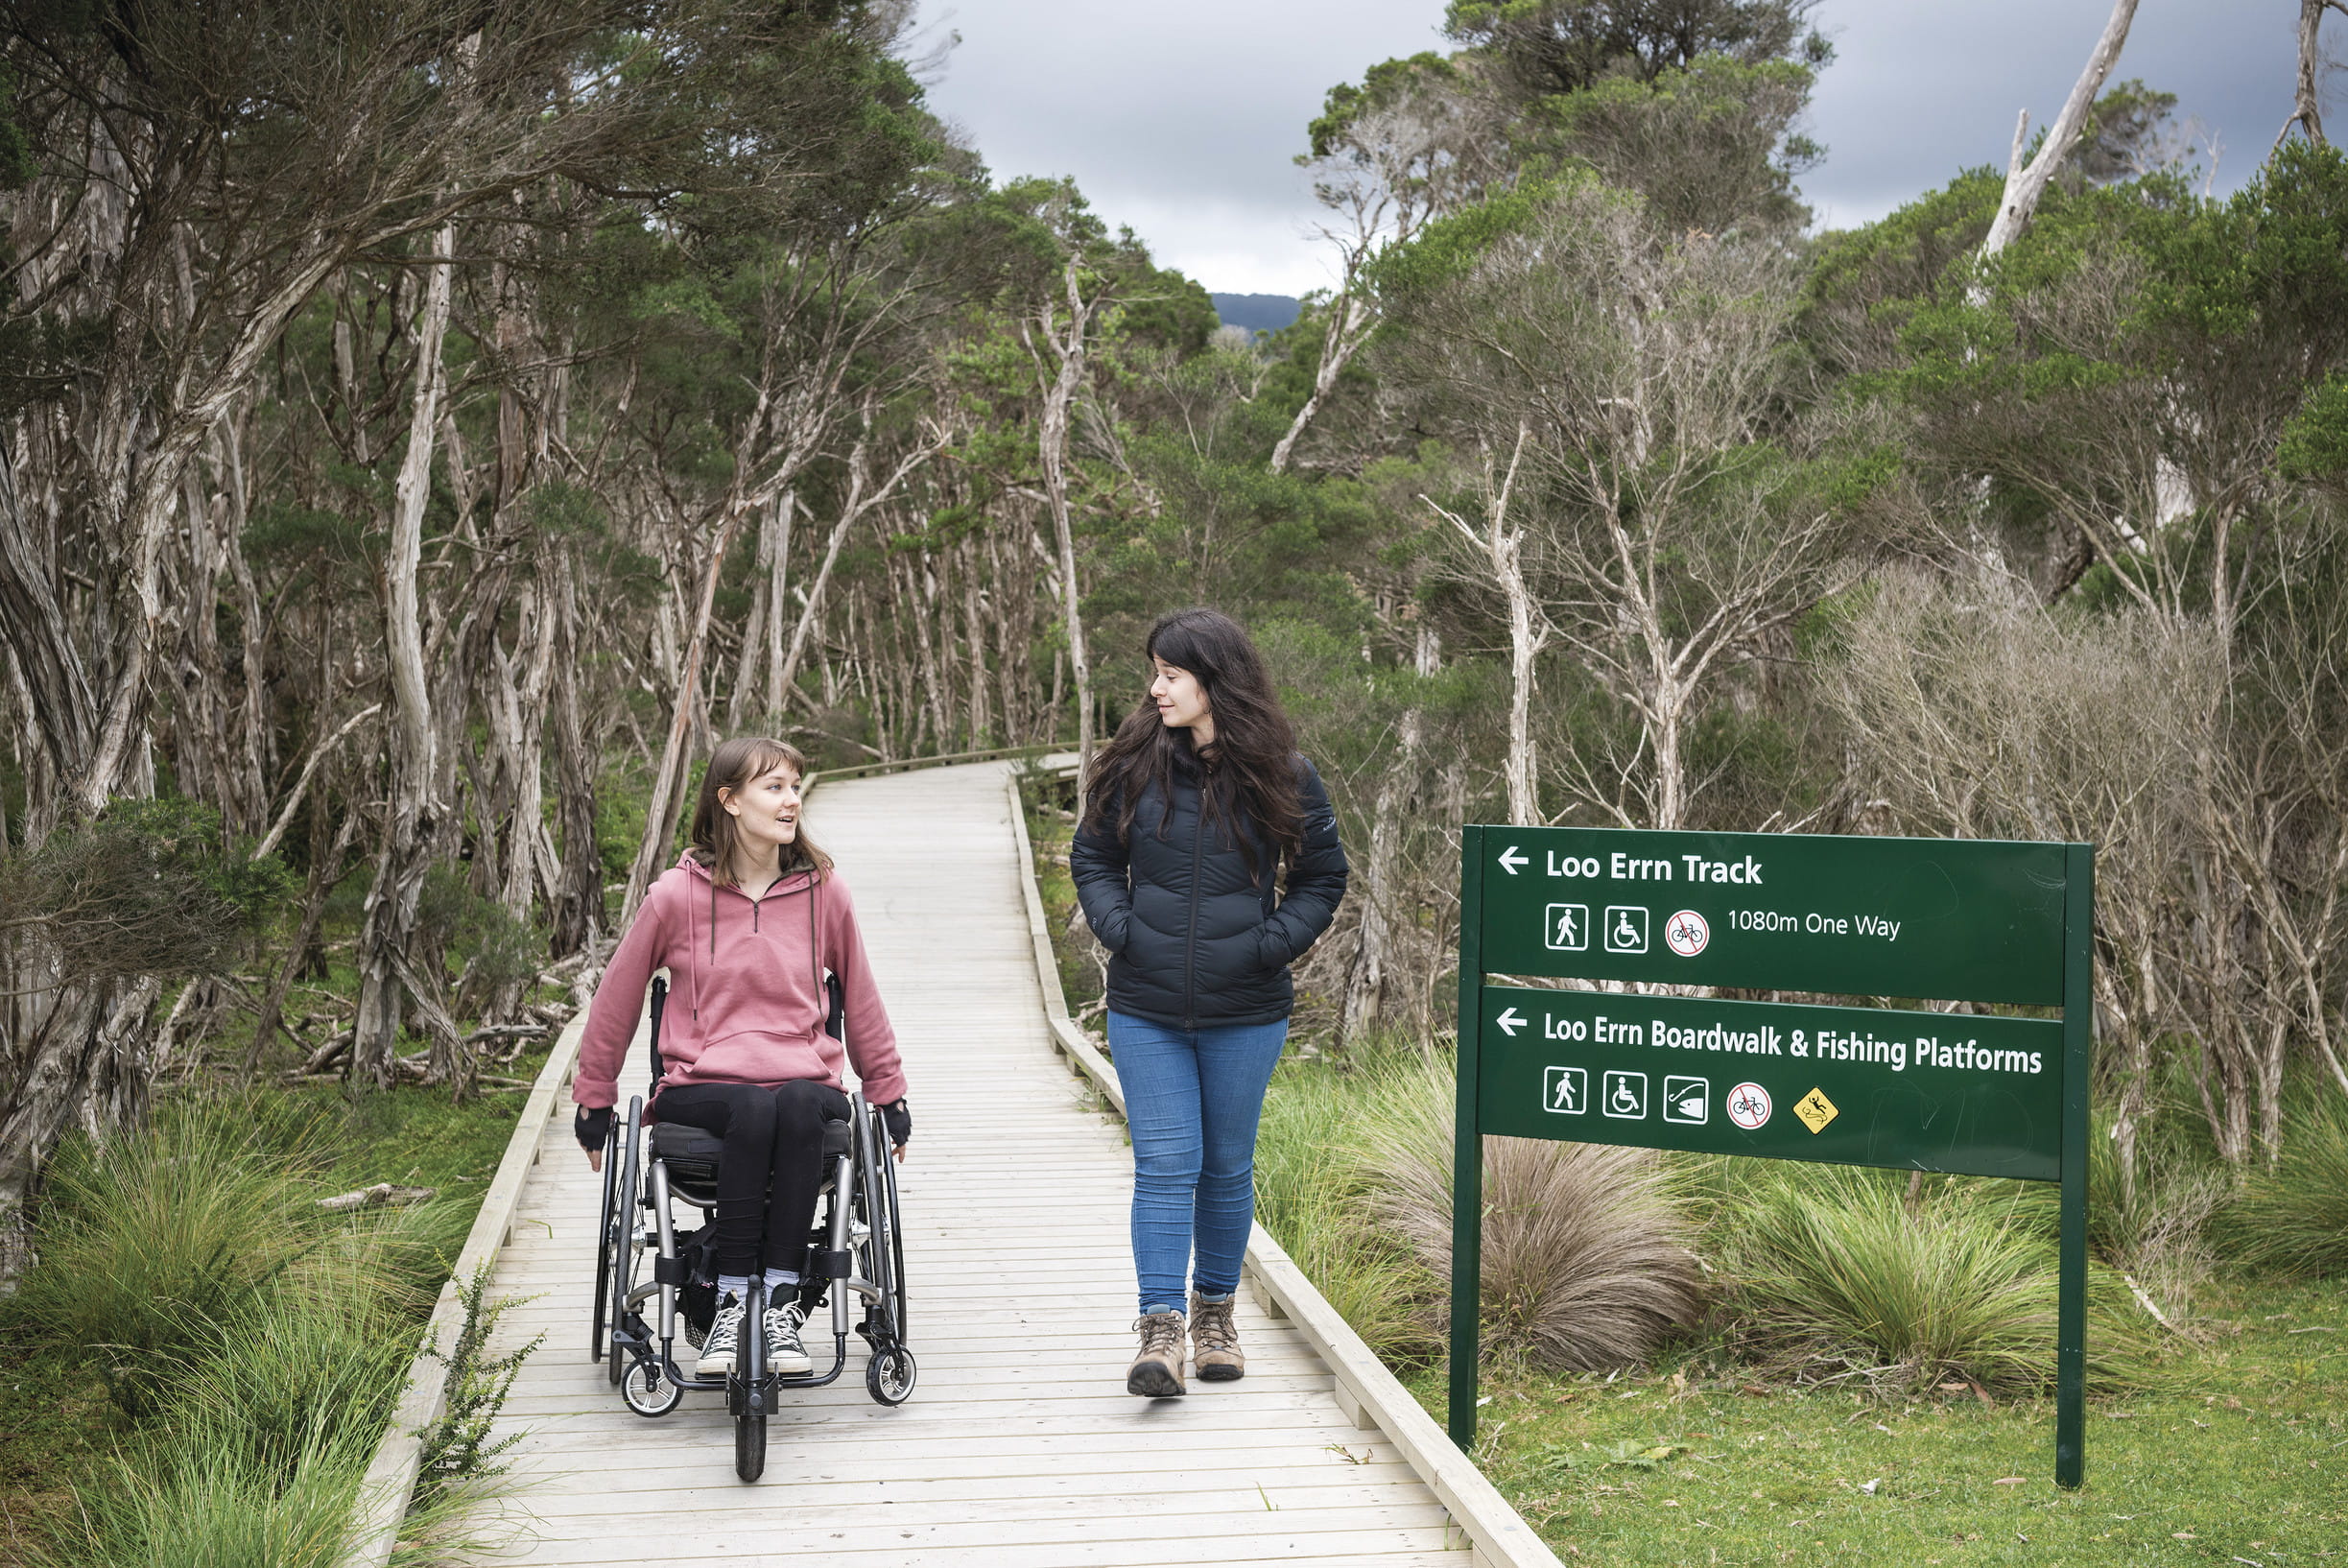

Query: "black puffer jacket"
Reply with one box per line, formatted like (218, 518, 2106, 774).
(1071, 746, 1348, 1029)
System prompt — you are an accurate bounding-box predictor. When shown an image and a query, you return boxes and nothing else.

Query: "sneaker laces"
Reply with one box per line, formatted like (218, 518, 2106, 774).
(1192, 1296, 1237, 1352)
(704, 1298, 743, 1355)
(1133, 1311, 1184, 1358)
(764, 1299, 805, 1346)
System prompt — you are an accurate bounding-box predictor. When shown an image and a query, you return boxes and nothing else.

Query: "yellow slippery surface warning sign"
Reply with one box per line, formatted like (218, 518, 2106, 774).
(1793, 1087, 1838, 1134)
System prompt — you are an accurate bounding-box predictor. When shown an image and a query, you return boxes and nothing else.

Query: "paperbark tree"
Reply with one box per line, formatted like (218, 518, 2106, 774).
(1030, 255, 1102, 794)
(353, 223, 458, 1092)
(1980, 0, 2143, 258)
(2281, 0, 2347, 148)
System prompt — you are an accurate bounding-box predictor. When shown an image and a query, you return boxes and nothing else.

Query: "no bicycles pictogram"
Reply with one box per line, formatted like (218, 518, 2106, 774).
(1664, 909, 1709, 957)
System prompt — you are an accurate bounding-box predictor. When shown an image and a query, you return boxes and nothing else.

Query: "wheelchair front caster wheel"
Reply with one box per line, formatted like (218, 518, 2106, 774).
(734, 1393, 767, 1482)
(621, 1358, 681, 1418)
(866, 1344, 916, 1406)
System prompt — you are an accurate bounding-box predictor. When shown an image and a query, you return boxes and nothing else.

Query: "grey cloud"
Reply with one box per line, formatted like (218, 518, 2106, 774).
(921, 1, 2325, 291)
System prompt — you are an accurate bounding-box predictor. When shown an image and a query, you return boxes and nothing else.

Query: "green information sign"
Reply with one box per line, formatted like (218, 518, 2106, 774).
(1451, 824, 2094, 1487)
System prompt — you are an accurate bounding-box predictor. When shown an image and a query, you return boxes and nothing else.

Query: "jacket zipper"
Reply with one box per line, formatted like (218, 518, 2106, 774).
(1181, 781, 1204, 1030)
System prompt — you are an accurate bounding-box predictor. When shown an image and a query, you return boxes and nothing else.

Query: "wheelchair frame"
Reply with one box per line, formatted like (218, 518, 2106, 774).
(590, 975, 913, 1481)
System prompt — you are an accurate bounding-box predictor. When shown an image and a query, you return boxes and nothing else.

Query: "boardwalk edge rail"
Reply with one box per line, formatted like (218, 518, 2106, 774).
(342, 1011, 588, 1567)
(1004, 768, 1564, 1568)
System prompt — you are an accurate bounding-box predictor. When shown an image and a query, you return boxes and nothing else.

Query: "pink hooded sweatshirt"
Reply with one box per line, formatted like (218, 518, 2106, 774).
(572, 852, 905, 1112)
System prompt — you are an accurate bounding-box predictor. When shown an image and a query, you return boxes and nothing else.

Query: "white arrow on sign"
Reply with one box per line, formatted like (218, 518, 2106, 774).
(1495, 1007, 1527, 1036)
(1497, 845, 1529, 875)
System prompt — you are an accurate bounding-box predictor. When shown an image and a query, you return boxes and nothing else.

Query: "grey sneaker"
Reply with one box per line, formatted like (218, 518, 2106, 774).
(766, 1299, 813, 1375)
(1127, 1310, 1186, 1397)
(697, 1295, 744, 1377)
(1190, 1291, 1245, 1382)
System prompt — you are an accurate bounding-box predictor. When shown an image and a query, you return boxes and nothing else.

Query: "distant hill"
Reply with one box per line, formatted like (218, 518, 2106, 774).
(1212, 293, 1301, 336)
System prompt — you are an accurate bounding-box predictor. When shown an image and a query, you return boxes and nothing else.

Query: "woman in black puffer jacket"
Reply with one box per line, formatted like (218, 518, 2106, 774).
(1072, 608, 1348, 1397)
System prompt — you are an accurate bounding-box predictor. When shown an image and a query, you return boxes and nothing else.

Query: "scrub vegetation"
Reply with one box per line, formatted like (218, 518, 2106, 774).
(0, 1083, 541, 1564)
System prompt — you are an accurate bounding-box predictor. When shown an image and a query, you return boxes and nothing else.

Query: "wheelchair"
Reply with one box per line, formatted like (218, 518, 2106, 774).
(590, 974, 913, 1482)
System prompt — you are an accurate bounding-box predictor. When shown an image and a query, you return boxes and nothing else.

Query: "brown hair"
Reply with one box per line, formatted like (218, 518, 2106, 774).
(687, 736, 832, 888)
(1083, 607, 1303, 876)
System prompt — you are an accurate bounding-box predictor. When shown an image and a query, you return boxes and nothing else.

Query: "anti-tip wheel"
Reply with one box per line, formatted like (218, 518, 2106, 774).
(865, 1344, 917, 1406)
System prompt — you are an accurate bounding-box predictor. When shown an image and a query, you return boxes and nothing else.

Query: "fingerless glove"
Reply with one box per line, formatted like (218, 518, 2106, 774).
(878, 1098, 910, 1148)
(574, 1105, 612, 1152)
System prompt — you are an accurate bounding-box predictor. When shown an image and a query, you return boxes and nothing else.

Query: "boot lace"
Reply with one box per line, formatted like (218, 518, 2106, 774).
(1192, 1296, 1237, 1353)
(1134, 1311, 1185, 1358)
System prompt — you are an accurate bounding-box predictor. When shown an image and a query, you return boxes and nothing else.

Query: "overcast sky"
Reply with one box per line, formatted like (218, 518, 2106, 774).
(913, 0, 2316, 297)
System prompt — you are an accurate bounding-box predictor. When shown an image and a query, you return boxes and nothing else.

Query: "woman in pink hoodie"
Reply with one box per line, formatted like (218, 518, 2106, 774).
(571, 735, 909, 1378)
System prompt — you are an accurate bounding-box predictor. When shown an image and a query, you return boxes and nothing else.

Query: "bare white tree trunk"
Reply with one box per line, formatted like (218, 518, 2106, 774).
(2280, 0, 2347, 148)
(1980, 0, 2143, 258)
(354, 220, 456, 1089)
(1033, 257, 1099, 796)
(1269, 293, 1370, 474)
(1428, 422, 1542, 826)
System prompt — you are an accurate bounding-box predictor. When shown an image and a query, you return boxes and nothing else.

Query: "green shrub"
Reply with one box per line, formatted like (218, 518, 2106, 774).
(2226, 1093, 2348, 1277)
(1255, 1061, 1445, 1364)
(34, 1403, 380, 1568)
(13, 1105, 324, 1416)
(1721, 1165, 2161, 1391)
(1260, 1050, 1703, 1371)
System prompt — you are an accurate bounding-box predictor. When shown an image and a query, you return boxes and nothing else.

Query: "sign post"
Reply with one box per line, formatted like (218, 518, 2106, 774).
(1449, 825, 2093, 1487)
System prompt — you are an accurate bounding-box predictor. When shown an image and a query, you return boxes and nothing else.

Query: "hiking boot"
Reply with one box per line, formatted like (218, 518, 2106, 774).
(698, 1295, 744, 1377)
(1190, 1291, 1245, 1382)
(766, 1299, 813, 1376)
(1127, 1309, 1187, 1397)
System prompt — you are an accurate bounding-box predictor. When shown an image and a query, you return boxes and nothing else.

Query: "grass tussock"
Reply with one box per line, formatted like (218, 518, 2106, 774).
(2225, 1092, 2348, 1278)
(1719, 1165, 2166, 1392)
(1254, 1059, 1446, 1364)
(1260, 1050, 1703, 1371)
(12, 1102, 329, 1417)
(8, 1095, 526, 1568)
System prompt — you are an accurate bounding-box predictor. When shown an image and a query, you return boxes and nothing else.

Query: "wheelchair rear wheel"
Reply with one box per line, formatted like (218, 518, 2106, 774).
(589, 1114, 620, 1363)
(605, 1098, 644, 1386)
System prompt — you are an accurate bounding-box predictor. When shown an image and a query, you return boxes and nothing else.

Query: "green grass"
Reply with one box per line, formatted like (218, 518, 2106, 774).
(1408, 1275, 2346, 1565)
(2225, 1094, 2348, 1280)
(0, 1074, 543, 1559)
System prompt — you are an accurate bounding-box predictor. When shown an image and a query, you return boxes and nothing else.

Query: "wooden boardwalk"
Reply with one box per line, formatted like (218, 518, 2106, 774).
(480, 762, 1473, 1566)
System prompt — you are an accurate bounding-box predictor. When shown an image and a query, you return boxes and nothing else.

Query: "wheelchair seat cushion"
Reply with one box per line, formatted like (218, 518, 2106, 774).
(649, 1111, 855, 1185)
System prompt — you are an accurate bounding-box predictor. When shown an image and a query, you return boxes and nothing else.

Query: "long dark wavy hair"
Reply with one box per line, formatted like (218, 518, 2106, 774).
(688, 736, 832, 888)
(1082, 608, 1303, 875)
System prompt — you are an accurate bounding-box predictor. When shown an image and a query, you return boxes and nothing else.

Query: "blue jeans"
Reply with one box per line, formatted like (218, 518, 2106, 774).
(1107, 1010, 1290, 1316)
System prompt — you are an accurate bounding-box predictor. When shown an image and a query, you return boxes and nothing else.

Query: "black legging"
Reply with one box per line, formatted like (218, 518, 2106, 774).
(651, 1080, 850, 1277)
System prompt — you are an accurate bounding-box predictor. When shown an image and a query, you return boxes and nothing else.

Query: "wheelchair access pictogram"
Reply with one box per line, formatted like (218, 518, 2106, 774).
(1604, 906, 1649, 954)
(1601, 1070, 1648, 1119)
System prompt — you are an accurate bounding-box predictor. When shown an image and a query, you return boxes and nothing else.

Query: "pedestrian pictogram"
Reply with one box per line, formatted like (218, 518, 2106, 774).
(1725, 1081, 1772, 1129)
(1663, 1076, 1709, 1124)
(1601, 1070, 1648, 1119)
(1793, 1087, 1838, 1133)
(1543, 1066, 1587, 1115)
(1545, 903, 1590, 952)
(1664, 909, 1710, 957)
(1604, 906, 1649, 954)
